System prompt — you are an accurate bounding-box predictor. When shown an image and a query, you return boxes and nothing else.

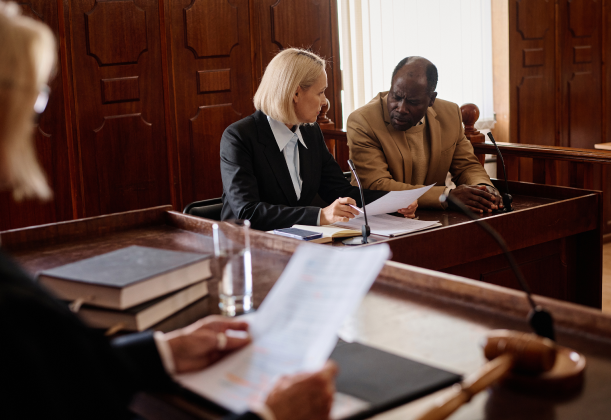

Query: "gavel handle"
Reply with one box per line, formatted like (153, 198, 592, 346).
(416, 353, 514, 420)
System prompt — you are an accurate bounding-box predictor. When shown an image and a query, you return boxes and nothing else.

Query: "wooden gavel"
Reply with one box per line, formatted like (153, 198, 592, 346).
(416, 330, 557, 420)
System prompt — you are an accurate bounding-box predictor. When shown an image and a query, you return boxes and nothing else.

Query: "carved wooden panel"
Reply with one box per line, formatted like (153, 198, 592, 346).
(568, 0, 597, 37)
(85, 0, 148, 66)
(101, 76, 140, 103)
(0, 0, 74, 231)
(184, 0, 238, 58)
(69, 0, 171, 217)
(271, 0, 321, 50)
(93, 114, 164, 214)
(573, 45, 593, 63)
(523, 48, 544, 67)
(559, 0, 602, 148)
(252, 0, 341, 129)
(517, 76, 555, 145)
(516, 0, 552, 40)
(189, 104, 241, 199)
(167, 0, 252, 207)
(568, 72, 600, 148)
(197, 69, 231, 93)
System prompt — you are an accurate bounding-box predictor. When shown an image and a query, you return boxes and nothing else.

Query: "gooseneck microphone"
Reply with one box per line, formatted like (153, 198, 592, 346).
(486, 132, 513, 212)
(343, 159, 378, 246)
(440, 193, 555, 340)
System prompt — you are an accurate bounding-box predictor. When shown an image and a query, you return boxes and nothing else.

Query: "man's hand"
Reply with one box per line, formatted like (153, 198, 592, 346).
(397, 200, 418, 218)
(320, 197, 360, 225)
(165, 316, 251, 373)
(449, 185, 502, 214)
(265, 361, 338, 420)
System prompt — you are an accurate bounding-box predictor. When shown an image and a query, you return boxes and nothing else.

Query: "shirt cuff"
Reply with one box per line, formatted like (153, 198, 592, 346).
(441, 186, 452, 209)
(154, 331, 176, 375)
(317, 209, 321, 226)
(251, 403, 276, 420)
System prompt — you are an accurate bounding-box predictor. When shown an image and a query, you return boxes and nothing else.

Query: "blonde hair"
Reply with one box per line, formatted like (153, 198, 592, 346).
(0, 1, 55, 201)
(254, 48, 326, 125)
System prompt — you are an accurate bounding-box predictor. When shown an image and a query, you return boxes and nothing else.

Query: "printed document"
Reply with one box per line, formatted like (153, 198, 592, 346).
(334, 214, 441, 237)
(355, 183, 436, 218)
(174, 243, 390, 413)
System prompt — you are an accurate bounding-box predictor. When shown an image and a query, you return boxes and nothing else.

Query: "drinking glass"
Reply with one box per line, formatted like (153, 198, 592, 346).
(212, 219, 253, 316)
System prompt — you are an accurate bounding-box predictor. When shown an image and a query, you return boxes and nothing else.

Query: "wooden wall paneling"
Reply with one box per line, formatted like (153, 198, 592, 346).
(559, 0, 602, 148)
(67, 0, 171, 217)
(0, 0, 74, 231)
(252, 0, 340, 129)
(605, 0, 611, 144)
(509, 0, 556, 146)
(168, 0, 254, 207)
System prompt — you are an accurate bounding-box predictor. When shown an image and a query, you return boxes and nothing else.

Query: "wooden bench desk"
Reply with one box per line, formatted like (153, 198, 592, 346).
(3, 207, 611, 419)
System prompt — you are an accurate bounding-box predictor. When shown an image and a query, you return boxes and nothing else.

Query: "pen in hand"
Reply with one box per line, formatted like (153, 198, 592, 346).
(347, 204, 364, 214)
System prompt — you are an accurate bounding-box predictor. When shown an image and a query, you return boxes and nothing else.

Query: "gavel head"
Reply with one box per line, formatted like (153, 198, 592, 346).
(484, 330, 557, 374)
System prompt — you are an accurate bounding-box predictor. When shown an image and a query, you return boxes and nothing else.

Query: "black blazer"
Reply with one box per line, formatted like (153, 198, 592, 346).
(0, 250, 259, 420)
(220, 110, 387, 231)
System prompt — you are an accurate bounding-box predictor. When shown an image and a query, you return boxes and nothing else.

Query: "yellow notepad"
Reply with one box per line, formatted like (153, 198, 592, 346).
(291, 224, 361, 243)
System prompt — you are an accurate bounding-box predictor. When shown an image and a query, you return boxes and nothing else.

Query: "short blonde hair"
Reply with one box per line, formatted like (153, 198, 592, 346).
(254, 48, 326, 125)
(0, 1, 55, 201)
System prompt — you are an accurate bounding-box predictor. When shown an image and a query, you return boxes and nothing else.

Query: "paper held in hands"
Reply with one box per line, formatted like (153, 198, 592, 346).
(354, 183, 436, 217)
(174, 243, 390, 414)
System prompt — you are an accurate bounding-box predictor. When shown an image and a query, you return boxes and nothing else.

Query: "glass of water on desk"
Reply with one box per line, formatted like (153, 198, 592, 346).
(212, 219, 253, 316)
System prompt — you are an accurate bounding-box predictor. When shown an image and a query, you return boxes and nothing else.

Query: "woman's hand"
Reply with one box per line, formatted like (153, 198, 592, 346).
(320, 197, 360, 225)
(165, 315, 251, 373)
(265, 361, 338, 420)
(397, 200, 418, 218)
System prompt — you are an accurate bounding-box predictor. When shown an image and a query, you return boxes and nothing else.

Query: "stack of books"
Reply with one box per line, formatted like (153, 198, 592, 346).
(37, 245, 211, 332)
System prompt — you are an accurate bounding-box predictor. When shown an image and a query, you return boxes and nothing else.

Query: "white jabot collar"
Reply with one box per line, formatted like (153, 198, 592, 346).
(267, 115, 307, 152)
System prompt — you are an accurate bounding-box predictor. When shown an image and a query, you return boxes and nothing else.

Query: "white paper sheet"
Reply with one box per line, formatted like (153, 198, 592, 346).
(334, 214, 441, 237)
(174, 243, 390, 413)
(354, 184, 436, 218)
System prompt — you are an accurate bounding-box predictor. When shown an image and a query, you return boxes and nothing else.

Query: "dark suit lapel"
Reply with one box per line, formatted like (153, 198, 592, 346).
(298, 132, 315, 203)
(254, 111, 298, 205)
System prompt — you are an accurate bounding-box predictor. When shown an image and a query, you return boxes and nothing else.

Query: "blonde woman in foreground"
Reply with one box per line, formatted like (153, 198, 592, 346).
(0, 3, 336, 420)
(220, 48, 417, 231)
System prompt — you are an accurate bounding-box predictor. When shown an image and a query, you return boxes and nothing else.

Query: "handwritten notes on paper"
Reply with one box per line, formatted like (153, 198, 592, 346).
(174, 243, 390, 413)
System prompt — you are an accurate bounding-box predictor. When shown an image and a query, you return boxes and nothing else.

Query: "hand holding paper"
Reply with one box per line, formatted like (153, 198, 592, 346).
(174, 243, 390, 413)
(353, 184, 435, 218)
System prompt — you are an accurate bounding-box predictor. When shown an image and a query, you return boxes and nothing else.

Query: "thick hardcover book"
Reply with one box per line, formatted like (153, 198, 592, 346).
(38, 246, 211, 310)
(329, 341, 462, 420)
(77, 281, 209, 331)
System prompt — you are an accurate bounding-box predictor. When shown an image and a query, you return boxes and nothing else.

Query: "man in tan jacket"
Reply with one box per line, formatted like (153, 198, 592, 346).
(347, 56, 502, 213)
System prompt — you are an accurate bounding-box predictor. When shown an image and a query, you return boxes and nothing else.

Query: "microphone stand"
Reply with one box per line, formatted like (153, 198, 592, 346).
(486, 132, 513, 212)
(441, 193, 555, 340)
(343, 159, 378, 246)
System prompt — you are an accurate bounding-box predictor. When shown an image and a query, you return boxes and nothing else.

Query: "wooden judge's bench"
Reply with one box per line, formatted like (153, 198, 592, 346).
(3, 206, 611, 419)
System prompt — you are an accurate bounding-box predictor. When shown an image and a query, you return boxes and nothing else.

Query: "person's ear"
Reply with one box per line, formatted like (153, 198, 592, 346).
(293, 86, 302, 104)
(428, 92, 437, 107)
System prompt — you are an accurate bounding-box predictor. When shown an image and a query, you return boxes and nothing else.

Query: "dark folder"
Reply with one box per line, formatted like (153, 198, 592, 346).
(330, 341, 462, 419)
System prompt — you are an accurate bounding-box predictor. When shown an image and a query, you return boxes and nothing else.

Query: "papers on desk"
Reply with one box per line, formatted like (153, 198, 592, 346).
(174, 242, 390, 414)
(354, 184, 436, 218)
(334, 214, 441, 237)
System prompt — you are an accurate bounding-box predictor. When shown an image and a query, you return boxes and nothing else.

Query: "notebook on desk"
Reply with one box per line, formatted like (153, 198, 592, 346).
(329, 341, 461, 419)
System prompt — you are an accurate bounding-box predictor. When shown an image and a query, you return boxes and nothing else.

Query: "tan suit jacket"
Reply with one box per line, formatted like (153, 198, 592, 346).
(347, 92, 493, 209)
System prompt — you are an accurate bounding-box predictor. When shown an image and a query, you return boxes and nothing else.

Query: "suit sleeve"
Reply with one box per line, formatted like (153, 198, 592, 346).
(315, 125, 387, 207)
(448, 104, 495, 188)
(347, 112, 447, 206)
(220, 124, 320, 231)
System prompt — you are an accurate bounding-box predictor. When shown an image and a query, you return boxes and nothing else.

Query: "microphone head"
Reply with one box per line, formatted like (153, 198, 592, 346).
(486, 131, 496, 143)
(347, 159, 356, 171)
(529, 307, 555, 341)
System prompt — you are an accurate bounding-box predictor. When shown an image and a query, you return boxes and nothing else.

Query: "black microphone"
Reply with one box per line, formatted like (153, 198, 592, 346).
(440, 193, 555, 340)
(343, 159, 378, 245)
(486, 132, 513, 212)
